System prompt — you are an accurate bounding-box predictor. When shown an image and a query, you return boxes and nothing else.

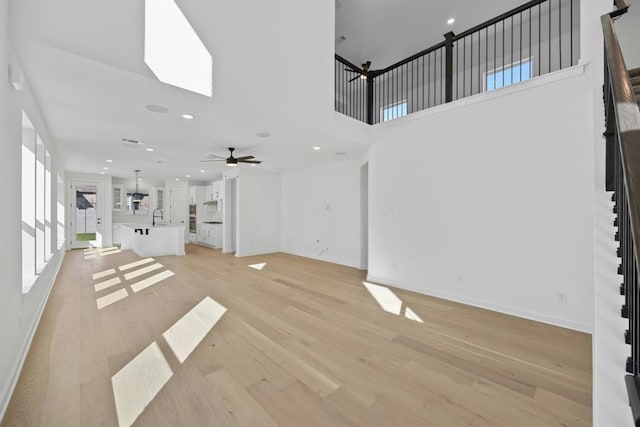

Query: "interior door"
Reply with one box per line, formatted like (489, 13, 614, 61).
(71, 181, 104, 249)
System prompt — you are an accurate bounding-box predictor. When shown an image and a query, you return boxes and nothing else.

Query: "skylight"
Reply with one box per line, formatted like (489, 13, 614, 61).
(145, 0, 213, 96)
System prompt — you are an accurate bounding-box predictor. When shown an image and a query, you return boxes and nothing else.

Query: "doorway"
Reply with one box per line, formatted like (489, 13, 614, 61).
(71, 181, 104, 249)
(360, 162, 368, 270)
(223, 178, 237, 253)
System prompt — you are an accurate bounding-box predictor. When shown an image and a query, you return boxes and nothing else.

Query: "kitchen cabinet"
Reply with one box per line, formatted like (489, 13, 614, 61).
(205, 184, 215, 201)
(212, 180, 224, 200)
(112, 224, 122, 245)
(189, 186, 205, 205)
(112, 185, 123, 211)
(150, 187, 165, 211)
(198, 223, 222, 247)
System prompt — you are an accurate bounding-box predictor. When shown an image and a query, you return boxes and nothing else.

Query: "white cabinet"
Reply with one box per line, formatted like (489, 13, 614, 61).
(189, 186, 197, 204)
(112, 185, 123, 211)
(198, 223, 222, 247)
(151, 187, 166, 211)
(205, 184, 215, 201)
(112, 224, 122, 245)
(212, 180, 224, 200)
(212, 224, 223, 246)
(189, 186, 205, 205)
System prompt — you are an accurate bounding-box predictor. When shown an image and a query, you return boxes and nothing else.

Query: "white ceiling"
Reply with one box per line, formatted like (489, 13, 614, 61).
(10, 0, 525, 182)
(336, 0, 528, 68)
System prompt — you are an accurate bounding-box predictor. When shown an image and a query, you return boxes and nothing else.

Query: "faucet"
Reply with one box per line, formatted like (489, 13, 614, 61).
(152, 208, 163, 226)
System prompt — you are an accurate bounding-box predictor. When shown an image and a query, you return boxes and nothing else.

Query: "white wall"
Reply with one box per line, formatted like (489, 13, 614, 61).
(235, 168, 281, 257)
(0, 4, 67, 418)
(281, 159, 362, 268)
(367, 66, 594, 333)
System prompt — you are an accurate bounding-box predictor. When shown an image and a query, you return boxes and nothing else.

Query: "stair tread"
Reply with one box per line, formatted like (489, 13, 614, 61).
(629, 68, 640, 78)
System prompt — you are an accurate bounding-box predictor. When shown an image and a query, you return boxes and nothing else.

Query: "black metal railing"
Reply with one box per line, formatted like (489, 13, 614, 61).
(335, 0, 580, 125)
(602, 0, 640, 424)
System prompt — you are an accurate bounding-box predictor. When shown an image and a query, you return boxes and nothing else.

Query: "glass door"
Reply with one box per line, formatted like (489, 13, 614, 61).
(71, 181, 103, 249)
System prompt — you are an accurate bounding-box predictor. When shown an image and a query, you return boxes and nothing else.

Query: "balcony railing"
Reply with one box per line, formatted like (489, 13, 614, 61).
(335, 0, 580, 125)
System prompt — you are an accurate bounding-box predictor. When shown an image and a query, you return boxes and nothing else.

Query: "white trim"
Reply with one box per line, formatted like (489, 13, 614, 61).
(366, 274, 592, 334)
(281, 249, 361, 269)
(234, 249, 281, 258)
(0, 247, 66, 421)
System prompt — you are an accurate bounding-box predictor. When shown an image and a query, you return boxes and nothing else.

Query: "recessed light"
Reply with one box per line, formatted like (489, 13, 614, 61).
(313, 146, 321, 151)
(256, 132, 271, 138)
(200, 169, 205, 173)
(106, 159, 113, 163)
(102, 167, 109, 170)
(146, 104, 168, 113)
(175, 178, 179, 181)
(185, 174, 191, 178)
(100, 171, 105, 175)
(447, 17, 455, 25)
(146, 148, 154, 152)
(138, 178, 142, 181)
(182, 113, 195, 120)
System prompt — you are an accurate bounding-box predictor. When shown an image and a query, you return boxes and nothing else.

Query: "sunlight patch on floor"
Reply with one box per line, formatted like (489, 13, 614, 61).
(162, 296, 227, 363)
(111, 342, 173, 427)
(94, 277, 123, 293)
(118, 258, 155, 272)
(124, 263, 163, 280)
(97, 288, 129, 310)
(363, 282, 423, 323)
(131, 270, 175, 293)
(248, 262, 266, 270)
(93, 268, 116, 280)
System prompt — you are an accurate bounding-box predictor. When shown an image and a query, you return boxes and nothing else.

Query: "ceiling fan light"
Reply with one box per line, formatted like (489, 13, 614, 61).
(227, 163, 238, 167)
(360, 74, 366, 79)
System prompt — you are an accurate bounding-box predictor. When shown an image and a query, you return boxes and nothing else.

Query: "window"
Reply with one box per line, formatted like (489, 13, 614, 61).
(57, 173, 65, 250)
(485, 59, 532, 92)
(145, 0, 213, 96)
(22, 112, 36, 290)
(22, 111, 56, 292)
(381, 101, 408, 122)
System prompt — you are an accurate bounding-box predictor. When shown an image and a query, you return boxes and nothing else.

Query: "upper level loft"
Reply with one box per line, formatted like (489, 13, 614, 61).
(335, 0, 580, 125)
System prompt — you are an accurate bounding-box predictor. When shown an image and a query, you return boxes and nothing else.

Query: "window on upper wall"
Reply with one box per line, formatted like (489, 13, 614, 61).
(22, 111, 56, 292)
(381, 100, 408, 122)
(57, 173, 65, 250)
(485, 59, 532, 91)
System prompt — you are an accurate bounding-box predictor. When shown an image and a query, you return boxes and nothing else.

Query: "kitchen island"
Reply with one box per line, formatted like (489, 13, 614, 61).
(120, 224, 185, 257)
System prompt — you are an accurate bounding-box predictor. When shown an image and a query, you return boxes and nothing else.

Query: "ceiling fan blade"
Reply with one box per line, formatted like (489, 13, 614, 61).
(200, 159, 225, 162)
(344, 68, 359, 73)
(235, 155, 255, 161)
(238, 160, 262, 164)
(206, 154, 226, 159)
(348, 75, 361, 82)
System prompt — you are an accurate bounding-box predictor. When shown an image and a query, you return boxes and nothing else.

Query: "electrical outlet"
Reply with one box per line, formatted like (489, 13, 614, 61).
(558, 292, 568, 303)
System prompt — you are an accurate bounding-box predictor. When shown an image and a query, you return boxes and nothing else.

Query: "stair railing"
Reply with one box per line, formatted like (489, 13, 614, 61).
(602, 1, 640, 424)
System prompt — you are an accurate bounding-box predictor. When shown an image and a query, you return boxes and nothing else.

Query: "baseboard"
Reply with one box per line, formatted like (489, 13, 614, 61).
(365, 274, 592, 334)
(235, 248, 281, 258)
(281, 249, 361, 269)
(0, 247, 66, 421)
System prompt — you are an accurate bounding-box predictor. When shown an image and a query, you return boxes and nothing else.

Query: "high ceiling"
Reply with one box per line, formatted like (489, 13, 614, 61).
(10, 0, 525, 182)
(335, 0, 528, 68)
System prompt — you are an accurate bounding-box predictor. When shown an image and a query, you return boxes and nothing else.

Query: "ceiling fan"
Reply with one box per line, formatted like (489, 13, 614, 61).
(201, 147, 262, 167)
(345, 60, 379, 82)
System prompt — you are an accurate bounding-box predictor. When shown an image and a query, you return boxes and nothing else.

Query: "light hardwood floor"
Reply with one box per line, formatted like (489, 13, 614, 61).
(2, 245, 592, 426)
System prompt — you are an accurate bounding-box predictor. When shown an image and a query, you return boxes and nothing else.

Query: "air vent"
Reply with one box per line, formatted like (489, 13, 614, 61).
(121, 138, 144, 147)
